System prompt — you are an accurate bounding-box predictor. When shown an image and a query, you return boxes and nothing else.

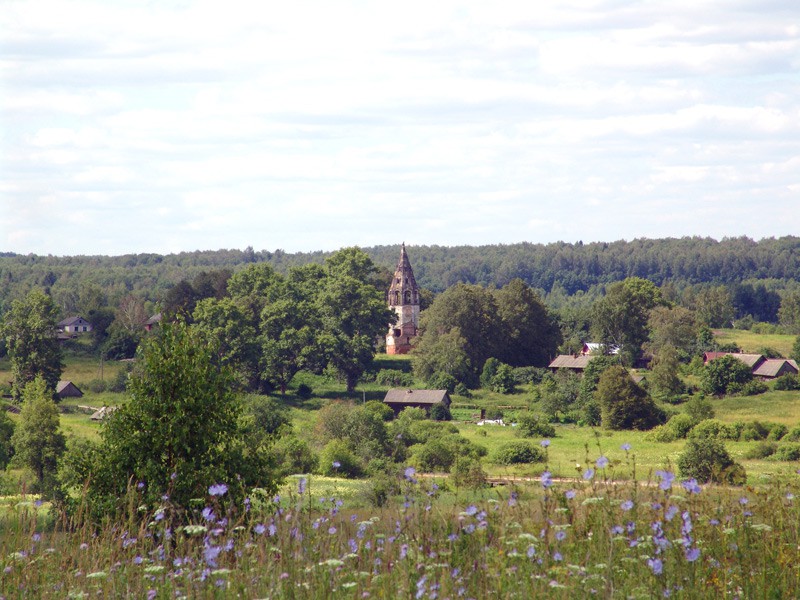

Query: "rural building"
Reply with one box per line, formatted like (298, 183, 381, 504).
(385, 244, 420, 355)
(144, 313, 162, 332)
(56, 380, 83, 399)
(752, 359, 799, 379)
(702, 352, 766, 370)
(58, 316, 92, 334)
(580, 342, 620, 356)
(383, 389, 451, 416)
(548, 354, 594, 373)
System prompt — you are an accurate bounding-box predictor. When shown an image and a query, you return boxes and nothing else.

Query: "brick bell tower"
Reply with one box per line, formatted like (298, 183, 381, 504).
(386, 243, 420, 355)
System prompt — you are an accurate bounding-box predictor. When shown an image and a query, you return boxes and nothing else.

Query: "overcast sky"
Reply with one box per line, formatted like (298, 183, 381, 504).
(2, 0, 798, 256)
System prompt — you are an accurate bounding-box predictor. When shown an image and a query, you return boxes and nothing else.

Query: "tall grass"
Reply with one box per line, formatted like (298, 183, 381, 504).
(3, 445, 800, 598)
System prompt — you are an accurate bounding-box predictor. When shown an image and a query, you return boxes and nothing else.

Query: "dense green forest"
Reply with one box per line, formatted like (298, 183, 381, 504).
(2, 236, 800, 314)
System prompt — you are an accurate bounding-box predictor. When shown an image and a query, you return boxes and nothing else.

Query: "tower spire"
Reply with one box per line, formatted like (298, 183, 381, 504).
(385, 244, 420, 355)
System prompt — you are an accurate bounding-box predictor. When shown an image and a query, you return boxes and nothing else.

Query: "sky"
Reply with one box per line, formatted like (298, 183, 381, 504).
(2, 0, 799, 256)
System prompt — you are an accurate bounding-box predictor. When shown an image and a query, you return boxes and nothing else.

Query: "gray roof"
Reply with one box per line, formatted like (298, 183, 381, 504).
(58, 316, 88, 327)
(56, 380, 83, 396)
(548, 354, 593, 370)
(753, 359, 799, 378)
(383, 389, 449, 405)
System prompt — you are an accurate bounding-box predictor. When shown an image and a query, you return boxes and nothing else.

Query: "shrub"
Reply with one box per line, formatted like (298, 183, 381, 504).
(773, 444, 800, 461)
(515, 413, 556, 439)
(677, 437, 745, 485)
(296, 383, 313, 399)
(429, 403, 452, 421)
(774, 374, 800, 391)
(511, 367, 547, 385)
(485, 408, 504, 421)
(740, 421, 770, 442)
(450, 456, 488, 490)
(86, 379, 107, 394)
(645, 424, 676, 443)
(413, 439, 456, 472)
(685, 395, 715, 423)
(597, 366, 665, 430)
(453, 383, 472, 398)
(744, 441, 777, 459)
(702, 355, 752, 396)
(363, 400, 394, 422)
(108, 363, 132, 393)
(318, 440, 362, 478)
(689, 419, 739, 441)
(735, 380, 768, 397)
(785, 426, 800, 442)
(375, 369, 414, 387)
(493, 441, 545, 465)
(666, 413, 695, 439)
(768, 423, 789, 441)
(361, 472, 401, 507)
(273, 436, 318, 476)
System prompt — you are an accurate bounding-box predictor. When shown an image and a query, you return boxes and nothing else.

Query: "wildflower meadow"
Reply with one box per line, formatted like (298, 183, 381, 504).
(2, 443, 800, 598)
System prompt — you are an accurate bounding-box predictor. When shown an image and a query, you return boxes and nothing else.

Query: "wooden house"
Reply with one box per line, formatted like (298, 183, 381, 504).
(383, 389, 451, 416)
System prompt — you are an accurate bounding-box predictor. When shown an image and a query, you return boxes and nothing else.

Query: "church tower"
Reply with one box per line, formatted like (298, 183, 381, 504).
(386, 243, 420, 355)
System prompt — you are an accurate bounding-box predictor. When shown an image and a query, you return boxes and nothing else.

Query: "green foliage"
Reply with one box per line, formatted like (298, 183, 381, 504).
(481, 358, 515, 394)
(689, 419, 740, 441)
(412, 329, 473, 387)
(648, 345, 684, 402)
(11, 377, 65, 497)
(453, 382, 472, 398)
(511, 366, 547, 385)
(75, 320, 279, 518)
(702, 354, 753, 396)
(597, 365, 665, 430)
(272, 435, 317, 476)
(732, 379, 768, 397)
(318, 440, 362, 478)
(363, 400, 395, 422)
(428, 371, 458, 393)
(3, 289, 64, 401)
(429, 403, 452, 421)
(101, 325, 140, 360)
(296, 383, 313, 399)
(375, 369, 414, 387)
(413, 439, 456, 472)
(0, 405, 15, 469)
(774, 373, 800, 391)
(450, 456, 487, 489)
(492, 441, 545, 465)
(538, 370, 582, 422)
(740, 421, 771, 442)
(647, 305, 698, 359)
(768, 423, 789, 441)
(665, 413, 695, 439)
(792, 336, 800, 363)
(744, 441, 777, 459)
(773, 444, 800, 461)
(246, 396, 291, 440)
(576, 355, 618, 417)
(685, 395, 715, 423)
(515, 413, 556, 439)
(785, 426, 800, 442)
(591, 277, 664, 365)
(677, 437, 744, 485)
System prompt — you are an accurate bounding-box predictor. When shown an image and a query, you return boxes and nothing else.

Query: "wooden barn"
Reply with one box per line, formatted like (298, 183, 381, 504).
(383, 389, 451, 416)
(56, 380, 83, 399)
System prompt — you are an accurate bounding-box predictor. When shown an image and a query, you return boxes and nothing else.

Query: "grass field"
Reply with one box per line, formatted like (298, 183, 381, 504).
(712, 328, 797, 356)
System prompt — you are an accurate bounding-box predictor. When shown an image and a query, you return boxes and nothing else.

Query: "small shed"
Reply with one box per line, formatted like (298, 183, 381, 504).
(383, 389, 451, 416)
(56, 380, 83, 399)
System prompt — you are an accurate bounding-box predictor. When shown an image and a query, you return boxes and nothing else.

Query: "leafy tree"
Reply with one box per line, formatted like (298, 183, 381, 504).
(538, 370, 582, 422)
(11, 377, 65, 496)
(649, 345, 684, 401)
(647, 305, 698, 359)
(779, 292, 800, 334)
(493, 279, 561, 367)
(692, 286, 735, 328)
(77, 320, 279, 517)
(3, 289, 64, 401)
(317, 248, 395, 392)
(0, 409, 13, 469)
(597, 365, 665, 430)
(591, 277, 664, 365)
(791, 336, 800, 364)
(677, 437, 745, 485)
(101, 324, 141, 360)
(685, 394, 715, 423)
(412, 328, 472, 385)
(702, 354, 752, 396)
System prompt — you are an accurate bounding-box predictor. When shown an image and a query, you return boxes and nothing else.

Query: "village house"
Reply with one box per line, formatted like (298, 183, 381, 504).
(56, 380, 83, 399)
(703, 352, 799, 380)
(547, 354, 594, 373)
(144, 313, 162, 332)
(383, 389, 451, 416)
(58, 316, 92, 334)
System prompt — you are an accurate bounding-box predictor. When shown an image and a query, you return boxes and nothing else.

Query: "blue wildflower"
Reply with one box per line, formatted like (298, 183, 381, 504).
(202, 507, 215, 522)
(298, 477, 307, 495)
(254, 524, 266, 535)
(685, 547, 700, 562)
(681, 478, 702, 494)
(621, 500, 634, 511)
(583, 468, 595, 480)
(208, 483, 228, 497)
(596, 456, 609, 469)
(621, 443, 632, 451)
(565, 489, 576, 500)
(541, 471, 553, 489)
(541, 439, 551, 448)
(647, 557, 663, 575)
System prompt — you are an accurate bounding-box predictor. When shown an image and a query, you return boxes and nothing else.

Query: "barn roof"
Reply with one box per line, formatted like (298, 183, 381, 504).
(704, 352, 765, 369)
(753, 359, 799, 378)
(383, 389, 449, 405)
(548, 354, 593, 370)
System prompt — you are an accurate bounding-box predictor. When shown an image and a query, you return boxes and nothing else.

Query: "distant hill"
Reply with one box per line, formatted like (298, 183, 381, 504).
(1, 236, 799, 311)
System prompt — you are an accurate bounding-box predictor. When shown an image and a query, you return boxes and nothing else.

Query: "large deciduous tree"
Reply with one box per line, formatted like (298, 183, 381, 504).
(3, 289, 64, 401)
(702, 354, 752, 396)
(317, 248, 395, 392)
(591, 277, 664, 365)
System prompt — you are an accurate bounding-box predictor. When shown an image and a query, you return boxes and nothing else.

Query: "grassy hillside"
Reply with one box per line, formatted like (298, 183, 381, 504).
(713, 328, 797, 357)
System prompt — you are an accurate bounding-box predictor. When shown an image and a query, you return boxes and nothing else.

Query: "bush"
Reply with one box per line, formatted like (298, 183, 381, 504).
(785, 426, 800, 442)
(774, 374, 800, 391)
(375, 369, 415, 387)
(108, 363, 132, 393)
(429, 403, 452, 421)
(413, 439, 456, 472)
(734, 380, 768, 397)
(677, 437, 745, 485)
(511, 367, 547, 385)
(363, 400, 394, 422)
(702, 355, 752, 396)
(685, 395, 715, 423)
(740, 421, 770, 442)
(296, 384, 313, 399)
(597, 366, 665, 430)
(273, 436, 318, 476)
(485, 408, 504, 421)
(768, 423, 789, 441)
(773, 444, 800, 461)
(86, 379, 107, 394)
(689, 419, 739, 441)
(646, 424, 676, 443)
(515, 413, 556, 439)
(453, 383, 472, 398)
(666, 413, 695, 439)
(493, 441, 545, 465)
(318, 439, 362, 478)
(361, 472, 401, 507)
(744, 441, 777, 459)
(450, 456, 488, 490)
